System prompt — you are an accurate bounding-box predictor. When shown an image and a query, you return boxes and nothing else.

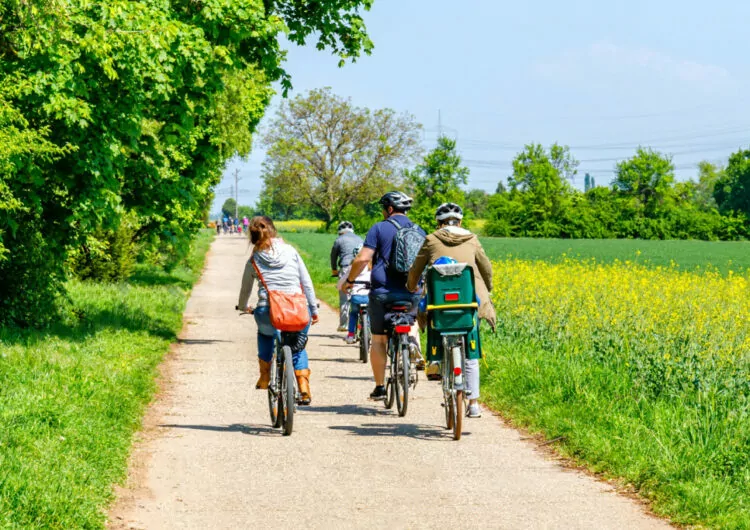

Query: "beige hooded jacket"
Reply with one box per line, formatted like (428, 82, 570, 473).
(406, 226, 496, 329)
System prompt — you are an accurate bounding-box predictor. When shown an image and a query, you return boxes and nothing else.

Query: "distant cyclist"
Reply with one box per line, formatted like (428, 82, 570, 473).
(330, 221, 363, 332)
(406, 202, 496, 418)
(345, 192, 425, 401)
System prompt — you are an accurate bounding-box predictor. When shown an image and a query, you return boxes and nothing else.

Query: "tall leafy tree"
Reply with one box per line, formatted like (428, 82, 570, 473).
(261, 88, 422, 230)
(694, 161, 722, 211)
(613, 148, 675, 216)
(715, 149, 750, 218)
(507, 143, 575, 236)
(406, 136, 469, 229)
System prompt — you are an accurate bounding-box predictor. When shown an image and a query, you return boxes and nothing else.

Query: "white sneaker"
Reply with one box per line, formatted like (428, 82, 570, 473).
(345, 335, 356, 344)
(467, 403, 482, 418)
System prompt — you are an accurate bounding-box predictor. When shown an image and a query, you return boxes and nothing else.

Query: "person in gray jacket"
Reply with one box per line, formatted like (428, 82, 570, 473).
(330, 221, 363, 331)
(238, 216, 319, 405)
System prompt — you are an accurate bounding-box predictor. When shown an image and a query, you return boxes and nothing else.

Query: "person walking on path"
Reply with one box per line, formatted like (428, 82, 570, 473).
(344, 192, 425, 400)
(330, 221, 363, 331)
(238, 216, 319, 404)
(406, 202, 496, 418)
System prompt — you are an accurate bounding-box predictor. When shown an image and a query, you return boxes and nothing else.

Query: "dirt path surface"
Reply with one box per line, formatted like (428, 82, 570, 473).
(110, 236, 669, 530)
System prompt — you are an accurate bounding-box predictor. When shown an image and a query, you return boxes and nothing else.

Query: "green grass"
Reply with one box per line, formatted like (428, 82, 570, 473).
(0, 229, 213, 529)
(479, 237, 750, 274)
(481, 330, 749, 528)
(284, 231, 750, 276)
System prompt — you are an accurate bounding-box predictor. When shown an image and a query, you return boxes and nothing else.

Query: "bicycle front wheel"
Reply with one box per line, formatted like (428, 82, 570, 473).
(395, 338, 410, 417)
(281, 346, 295, 436)
(359, 313, 370, 364)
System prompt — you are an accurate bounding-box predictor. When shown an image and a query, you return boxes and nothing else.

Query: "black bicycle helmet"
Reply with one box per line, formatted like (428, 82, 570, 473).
(337, 221, 354, 232)
(435, 202, 464, 221)
(378, 191, 413, 212)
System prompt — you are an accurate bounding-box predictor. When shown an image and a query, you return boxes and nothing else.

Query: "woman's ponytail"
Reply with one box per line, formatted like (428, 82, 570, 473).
(249, 215, 277, 251)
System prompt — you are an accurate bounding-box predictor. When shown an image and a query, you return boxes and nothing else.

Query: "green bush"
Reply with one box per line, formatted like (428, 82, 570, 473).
(0, 220, 65, 327)
(68, 213, 139, 282)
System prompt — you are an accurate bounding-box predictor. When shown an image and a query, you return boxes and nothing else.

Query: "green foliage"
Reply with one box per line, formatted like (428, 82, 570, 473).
(406, 136, 468, 230)
(486, 145, 749, 241)
(715, 148, 750, 217)
(0, 0, 375, 325)
(68, 212, 139, 282)
(221, 198, 238, 219)
(236, 205, 254, 219)
(261, 87, 422, 230)
(613, 147, 676, 216)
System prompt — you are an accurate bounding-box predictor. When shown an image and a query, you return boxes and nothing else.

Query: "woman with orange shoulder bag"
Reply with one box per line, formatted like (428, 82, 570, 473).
(237, 216, 319, 405)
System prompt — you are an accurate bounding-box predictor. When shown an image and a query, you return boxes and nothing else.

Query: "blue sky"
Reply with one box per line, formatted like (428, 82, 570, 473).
(213, 0, 750, 213)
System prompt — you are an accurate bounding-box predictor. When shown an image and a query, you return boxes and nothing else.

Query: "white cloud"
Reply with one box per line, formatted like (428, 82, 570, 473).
(534, 41, 734, 90)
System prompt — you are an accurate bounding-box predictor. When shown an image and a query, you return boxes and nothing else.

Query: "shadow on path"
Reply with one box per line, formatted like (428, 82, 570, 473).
(305, 404, 390, 417)
(329, 422, 456, 441)
(325, 375, 372, 381)
(307, 333, 345, 340)
(177, 338, 232, 345)
(160, 423, 278, 436)
(308, 357, 361, 363)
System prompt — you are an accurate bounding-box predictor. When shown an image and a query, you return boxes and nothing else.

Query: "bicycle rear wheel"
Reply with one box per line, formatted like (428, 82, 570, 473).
(281, 346, 295, 436)
(268, 349, 281, 427)
(359, 312, 370, 364)
(395, 337, 410, 417)
(443, 361, 453, 429)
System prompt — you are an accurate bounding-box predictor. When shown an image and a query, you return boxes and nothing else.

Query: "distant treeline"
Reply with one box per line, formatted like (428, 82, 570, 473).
(255, 138, 750, 241)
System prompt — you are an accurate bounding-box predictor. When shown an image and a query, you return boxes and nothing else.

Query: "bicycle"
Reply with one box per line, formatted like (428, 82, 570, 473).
(382, 301, 417, 417)
(351, 280, 371, 364)
(238, 308, 304, 436)
(425, 263, 479, 441)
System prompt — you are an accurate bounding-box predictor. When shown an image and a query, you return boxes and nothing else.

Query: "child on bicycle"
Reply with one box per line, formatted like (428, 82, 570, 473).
(338, 245, 370, 344)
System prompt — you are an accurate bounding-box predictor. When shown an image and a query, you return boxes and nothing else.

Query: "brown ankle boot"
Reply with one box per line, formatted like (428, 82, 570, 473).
(295, 369, 311, 405)
(256, 359, 271, 389)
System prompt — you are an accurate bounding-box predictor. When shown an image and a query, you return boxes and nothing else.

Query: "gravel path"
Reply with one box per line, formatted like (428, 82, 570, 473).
(109, 236, 669, 529)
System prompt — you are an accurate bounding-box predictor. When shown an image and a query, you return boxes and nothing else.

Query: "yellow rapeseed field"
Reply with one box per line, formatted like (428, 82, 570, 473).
(485, 257, 750, 526)
(275, 220, 324, 233)
(492, 258, 750, 371)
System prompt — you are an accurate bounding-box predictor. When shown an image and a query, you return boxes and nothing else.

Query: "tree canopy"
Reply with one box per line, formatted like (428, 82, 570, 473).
(406, 136, 469, 229)
(260, 87, 422, 229)
(0, 0, 375, 325)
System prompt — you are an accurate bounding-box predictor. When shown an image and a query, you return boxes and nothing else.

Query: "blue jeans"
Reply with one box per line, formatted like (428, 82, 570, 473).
(347, 294, 369, 334)
(253, 305, 310, 370)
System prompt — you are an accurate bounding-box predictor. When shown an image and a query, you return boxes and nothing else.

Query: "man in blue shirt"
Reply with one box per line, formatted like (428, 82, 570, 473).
(344, 191, 425, 400)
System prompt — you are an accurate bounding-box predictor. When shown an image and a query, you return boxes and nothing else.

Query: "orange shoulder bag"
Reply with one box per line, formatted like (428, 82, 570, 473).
(251, 256, 309, 332)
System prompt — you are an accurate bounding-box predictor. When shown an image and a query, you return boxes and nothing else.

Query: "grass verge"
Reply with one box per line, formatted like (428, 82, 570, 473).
(0, 229, 214, 529)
